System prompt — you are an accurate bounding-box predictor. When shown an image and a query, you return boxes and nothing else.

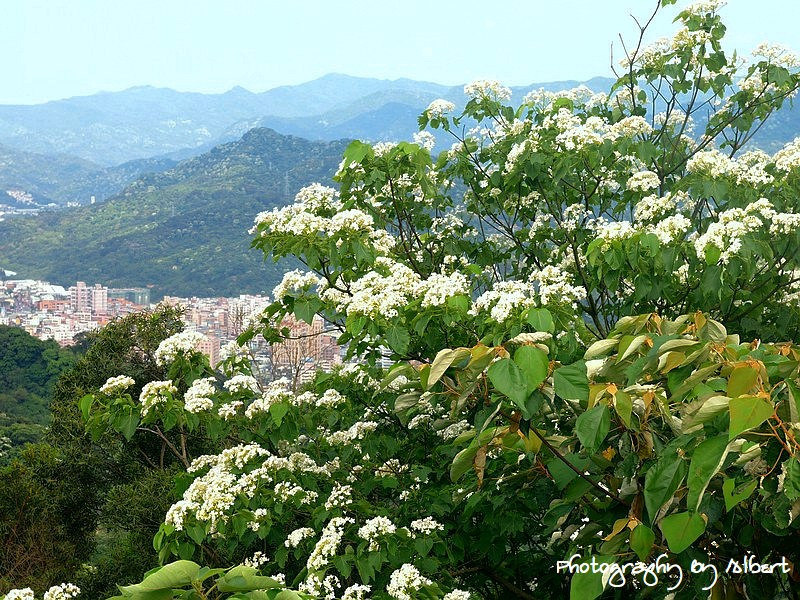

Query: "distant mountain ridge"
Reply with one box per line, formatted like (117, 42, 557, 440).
(0, 74, 615, 166)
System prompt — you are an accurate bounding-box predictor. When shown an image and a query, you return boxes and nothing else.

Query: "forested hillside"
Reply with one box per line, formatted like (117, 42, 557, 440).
(0, 128, 347, 297)
(0, 326, 76, 454)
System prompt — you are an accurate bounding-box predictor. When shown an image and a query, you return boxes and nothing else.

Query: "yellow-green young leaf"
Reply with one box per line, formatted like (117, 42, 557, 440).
(488, 357, 528, 408)
(514, 345, 549, 394)
(575, 405, 611, 453)
(660, 511, 706, 554)
(584, 338, 619, 359)
(722, 478, 757, 511)
(658, 351, 685, 373)
(687, 435, 730, 511)
(728, 396, 773, 440)
(569, 556, 616, 600)
(727, 366, 758, 398)
(630, 524, 655, 561)
(617, 334, 648, 363)
(614, 391, 632, 427)
(644, 454, 687, 522)
(427, 348, 470, 389)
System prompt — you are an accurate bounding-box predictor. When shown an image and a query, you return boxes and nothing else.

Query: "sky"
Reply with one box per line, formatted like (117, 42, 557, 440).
(2, 0, 798, 105)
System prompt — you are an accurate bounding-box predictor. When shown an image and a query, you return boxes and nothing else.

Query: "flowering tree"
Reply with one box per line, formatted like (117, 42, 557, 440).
(7, 1, 800, 599)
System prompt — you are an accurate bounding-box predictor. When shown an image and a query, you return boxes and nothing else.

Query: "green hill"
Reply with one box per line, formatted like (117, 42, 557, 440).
(0, 326, 77, 454)
(0, 128, 347, 297)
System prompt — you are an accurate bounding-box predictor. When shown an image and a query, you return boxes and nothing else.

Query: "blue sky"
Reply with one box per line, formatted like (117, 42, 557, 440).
(2, 0, 797, 104)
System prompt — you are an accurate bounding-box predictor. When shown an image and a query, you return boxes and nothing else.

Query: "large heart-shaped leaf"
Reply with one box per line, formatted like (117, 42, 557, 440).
(660, 511, 706, 554)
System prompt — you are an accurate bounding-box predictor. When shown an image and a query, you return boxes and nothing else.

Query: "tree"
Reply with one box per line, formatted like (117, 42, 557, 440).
(9, 1, 800, 599)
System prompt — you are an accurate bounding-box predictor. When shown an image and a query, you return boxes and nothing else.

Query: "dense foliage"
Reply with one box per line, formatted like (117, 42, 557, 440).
(6, 1, 800, 599)
(0, 325, 76, 456)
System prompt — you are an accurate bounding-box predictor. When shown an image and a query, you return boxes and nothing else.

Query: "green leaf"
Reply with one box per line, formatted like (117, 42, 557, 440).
(569, 556, 616, 600)
(584, 338, 618, 359)
(575, 405, 611, 453)
(727, 366, 758, 398)
(728, 395, 773, 440)
(514, 346, 549, 394)
(488, 358, 528, 408)
(722, 478, 757, 511)
(217, 567, 282, 592)
(784, 457, 800, 500)
(450, 445, 479, 482)
(630, 524, 655, 561)
(78, 394, 94, 420)
(269, 401, 290, 426)
(644, 454, 688, 522)
(117, 407, 140, 441)
(527, 308, 554, 332)
(554, 361, 589, 403)
(122, 561, 201, 592)
(386, 326, 411, 355)
(660, 512, 706, 554)
(687, 435, 729, 511)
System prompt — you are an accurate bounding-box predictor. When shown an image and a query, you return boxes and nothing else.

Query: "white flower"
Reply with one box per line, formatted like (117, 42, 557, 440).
(410, 517, 444, 536)
(464, 79, 512, 102)
(272, 269, 322, 302)
(139, 380, 177, 416)
(427, 99, 456, 118)
(443, 591, 471, 600)
(626, 170, 661, 192)
(4, 590, 35, 600)
(184, 377, 216, 413)
(224, 374, 260, 394)
(285, 527, 315, 548)
(439, 419, 473, 441)
(358, 516, 397, 550)
(342, 584, 372, 600)
(415, 271, 470, 308)
(324, 483, 353, 510)
(99, 375, 135, 395)
(242, 551, 269, 569)
(387, 564, 432, 600)
(43, 585, 80, 600)
(154, 331, 207, 366)
(306, 516, 353, 572)
(413, 131, 436, 151)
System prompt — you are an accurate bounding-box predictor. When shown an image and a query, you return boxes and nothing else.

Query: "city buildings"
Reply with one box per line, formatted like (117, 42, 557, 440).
(0, 278, 347, 385)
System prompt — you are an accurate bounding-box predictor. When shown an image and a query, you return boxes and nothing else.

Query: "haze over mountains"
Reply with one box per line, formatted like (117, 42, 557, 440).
(1, 72, 799, 298)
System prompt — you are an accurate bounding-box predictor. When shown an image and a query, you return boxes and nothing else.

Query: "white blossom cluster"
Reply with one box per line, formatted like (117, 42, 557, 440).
(342, 584, 372, 600)
(692, 198, 800, 263)
(464, 79, 511, 102)
(426, 99, 456, 118)
(285, 526, 315, 548)
(530, 265, 587, 308)
(242, 551, 269, 569)
(4, 590, 35, 600)
(244, 379, 294, 418)
(99, 375, 135, 395)
(387, 564, 433, 600)
(470, 280, 536, 322)
(223, 374, 260, 394)
(139, 380, 177, 416)
(42, 585, 80, 600)
(774, 139, 800, 173)
(273, 269, 323, 302)
(415, 271, 470, 308)
(626, 170, 661, 192)
(358, 516, 397, 550)
(410, 517, 444, 536)
(154, 330, 207, 367)
(183, 377, 216, 413)
(306, 516, 353, 572)
(438, 419, 473, 441)
(323, 420, 379, 446)
(324, 483, 353, 510)
(443, 591, 471, 600)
